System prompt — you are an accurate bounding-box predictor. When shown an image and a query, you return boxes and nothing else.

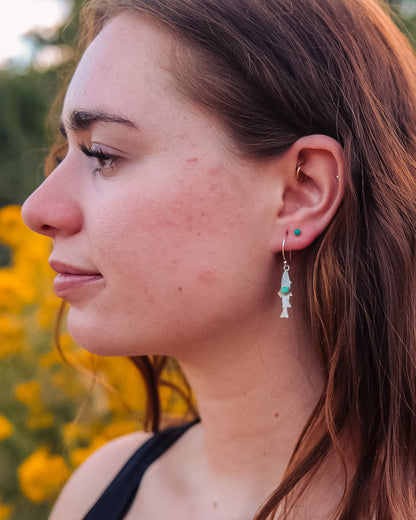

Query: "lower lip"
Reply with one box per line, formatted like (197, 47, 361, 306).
(54, 273, 104, 298)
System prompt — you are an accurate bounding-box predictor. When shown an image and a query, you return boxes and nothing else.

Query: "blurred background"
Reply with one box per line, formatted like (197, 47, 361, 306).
(0, 1, 415, 519)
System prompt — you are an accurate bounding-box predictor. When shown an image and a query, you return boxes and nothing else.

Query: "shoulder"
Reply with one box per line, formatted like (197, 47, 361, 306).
(49, 430, 152, 520)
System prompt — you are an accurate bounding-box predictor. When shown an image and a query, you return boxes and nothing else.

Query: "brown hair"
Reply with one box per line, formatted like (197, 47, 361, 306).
(63, 0, 416, 517)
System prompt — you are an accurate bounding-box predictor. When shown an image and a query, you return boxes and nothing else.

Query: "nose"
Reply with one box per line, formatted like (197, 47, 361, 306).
(21, 165, 83, 239)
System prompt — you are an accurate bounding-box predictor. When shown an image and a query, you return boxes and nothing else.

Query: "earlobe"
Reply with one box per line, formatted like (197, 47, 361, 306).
(271, 134, 344, 252)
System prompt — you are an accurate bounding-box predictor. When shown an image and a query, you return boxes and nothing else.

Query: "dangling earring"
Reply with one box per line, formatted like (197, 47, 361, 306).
(278, 233, 292, 318)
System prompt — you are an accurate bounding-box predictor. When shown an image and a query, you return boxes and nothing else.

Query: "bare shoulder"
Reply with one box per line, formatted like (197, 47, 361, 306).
(49, 430, 152, 520)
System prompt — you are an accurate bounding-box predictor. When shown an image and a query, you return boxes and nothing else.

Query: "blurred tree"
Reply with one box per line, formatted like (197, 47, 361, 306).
(0, 68, 59, 206)
(0, 0, 83, 207)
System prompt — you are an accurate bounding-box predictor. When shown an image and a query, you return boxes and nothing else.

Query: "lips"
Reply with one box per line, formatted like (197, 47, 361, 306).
(49, 260, 101, 276)
(49, 261, 104, 299)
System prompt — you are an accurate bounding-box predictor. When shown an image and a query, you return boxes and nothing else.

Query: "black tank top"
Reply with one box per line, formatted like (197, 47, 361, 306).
(83, 420, 199, 520)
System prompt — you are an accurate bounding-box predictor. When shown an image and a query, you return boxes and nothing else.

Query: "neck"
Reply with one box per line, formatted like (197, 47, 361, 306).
(176, 307, 324, 514)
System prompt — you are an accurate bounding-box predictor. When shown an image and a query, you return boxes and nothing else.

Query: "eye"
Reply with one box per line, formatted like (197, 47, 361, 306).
(79, 143, 120, 177)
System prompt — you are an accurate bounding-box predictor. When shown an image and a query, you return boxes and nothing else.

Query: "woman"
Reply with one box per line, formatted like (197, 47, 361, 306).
(22, 0, 416, 518)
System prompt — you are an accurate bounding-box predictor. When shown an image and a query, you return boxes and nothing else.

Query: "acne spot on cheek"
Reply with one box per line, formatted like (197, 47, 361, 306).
(178, 286, 183, 292)
(186, 157, 198, 163)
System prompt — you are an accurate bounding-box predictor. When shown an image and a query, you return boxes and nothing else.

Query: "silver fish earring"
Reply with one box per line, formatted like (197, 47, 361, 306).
(278, 233, 292, 318)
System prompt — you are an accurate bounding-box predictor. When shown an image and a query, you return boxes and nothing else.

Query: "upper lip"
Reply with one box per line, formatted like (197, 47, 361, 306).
(49, 260, 101, 276)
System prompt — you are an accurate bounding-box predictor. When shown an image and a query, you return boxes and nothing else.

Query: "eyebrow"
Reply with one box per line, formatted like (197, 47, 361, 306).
(59, 109, 139, 138)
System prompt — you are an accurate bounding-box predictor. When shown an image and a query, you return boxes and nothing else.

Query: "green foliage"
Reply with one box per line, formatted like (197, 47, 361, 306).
(399, 13, 416, 47)
(0, 68, 60, 206)
(0, 0, 82, 207)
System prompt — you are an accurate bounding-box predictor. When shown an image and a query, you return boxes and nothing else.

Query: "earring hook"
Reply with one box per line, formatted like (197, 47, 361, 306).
(282, 232, 287, 263)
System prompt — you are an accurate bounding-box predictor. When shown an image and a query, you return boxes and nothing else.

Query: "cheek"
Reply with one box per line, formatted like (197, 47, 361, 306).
(91, 167, 246, 292)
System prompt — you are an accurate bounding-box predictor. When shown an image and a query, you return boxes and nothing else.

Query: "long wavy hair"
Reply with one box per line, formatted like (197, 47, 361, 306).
(54, 0, 416, 518)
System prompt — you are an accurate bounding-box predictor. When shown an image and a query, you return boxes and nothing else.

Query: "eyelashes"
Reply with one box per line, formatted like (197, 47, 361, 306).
(78, 143, 121, 176)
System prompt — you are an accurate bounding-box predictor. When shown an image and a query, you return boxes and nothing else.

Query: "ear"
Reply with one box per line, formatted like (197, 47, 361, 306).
(270, 134, 345, 252)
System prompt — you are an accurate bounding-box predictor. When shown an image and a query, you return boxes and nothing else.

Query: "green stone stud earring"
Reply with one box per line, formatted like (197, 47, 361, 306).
(294, 228, 301, 236)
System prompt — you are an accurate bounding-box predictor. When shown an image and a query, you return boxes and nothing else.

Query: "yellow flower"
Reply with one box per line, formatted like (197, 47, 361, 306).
(70, 436, 108, 468)
(102, 357, 147, 413)
(51, 371, 86, 399)
(39, 349, 64, 368)
(159, 384, 190, 416)
(26, 412, 54, 430)
(0, 205, 32, 249)
(37, 293, 61, 329)
(14, 381, 41, 407)
(18, 447, 70, 503)
(0, 206, 53, 311)
(40, 335, 73, 368)
(0, 415, 13, 441)
(62, 422, 91, 446)
(15, 381, 56, 429)
(0, 270, 34, 311)
(0, 494, 12, 520)
(101, 421, 138, 440)
(0, 315, 24, 359)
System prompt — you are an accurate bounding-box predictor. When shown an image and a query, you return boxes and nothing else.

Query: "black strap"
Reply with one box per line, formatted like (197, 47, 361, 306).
(83, 420, 199, 520)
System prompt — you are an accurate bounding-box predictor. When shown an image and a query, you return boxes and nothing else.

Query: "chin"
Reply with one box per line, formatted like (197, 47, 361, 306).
(65, 306, 191, 358)
(66, 311, 156, 358)
(66, 311, 120, 357)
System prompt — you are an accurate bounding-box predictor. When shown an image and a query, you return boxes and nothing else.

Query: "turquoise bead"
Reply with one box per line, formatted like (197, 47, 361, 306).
(294, 228, 301, 236)
(281, 286, 290, 294)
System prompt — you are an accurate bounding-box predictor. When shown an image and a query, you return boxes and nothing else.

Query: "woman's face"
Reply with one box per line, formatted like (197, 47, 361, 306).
(22, 14, 279, 357)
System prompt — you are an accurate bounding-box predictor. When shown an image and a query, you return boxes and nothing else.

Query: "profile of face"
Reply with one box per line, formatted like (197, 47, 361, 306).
(22, 14, 282, 358)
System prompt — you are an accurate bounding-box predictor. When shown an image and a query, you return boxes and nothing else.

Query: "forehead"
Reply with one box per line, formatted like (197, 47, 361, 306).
(63, 13, 174, 121)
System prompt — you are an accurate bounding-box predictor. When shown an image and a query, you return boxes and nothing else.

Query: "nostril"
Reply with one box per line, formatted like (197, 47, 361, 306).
(40, 224, 55, 233)
(38, 224, 60, 238)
